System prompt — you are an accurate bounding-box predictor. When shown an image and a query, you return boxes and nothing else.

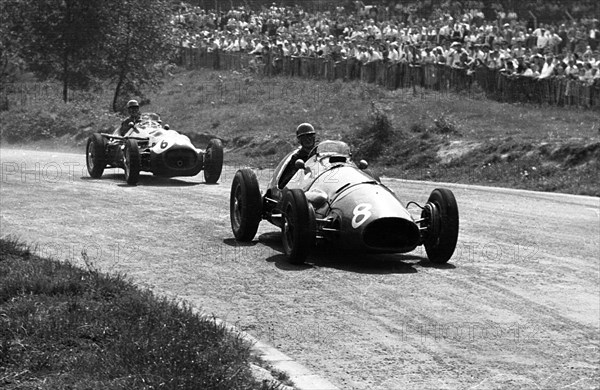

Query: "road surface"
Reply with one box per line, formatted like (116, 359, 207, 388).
(1, 148, 598, 389)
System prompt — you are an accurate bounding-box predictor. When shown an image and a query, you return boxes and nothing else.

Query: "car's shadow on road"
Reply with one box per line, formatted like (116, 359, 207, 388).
(254, 231, 455, 274)
(222, 238, 260, 248)
(81, 174, 200, 187)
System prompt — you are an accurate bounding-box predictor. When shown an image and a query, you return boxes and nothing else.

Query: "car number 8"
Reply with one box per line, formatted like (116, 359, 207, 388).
(352, 203, 372, 228)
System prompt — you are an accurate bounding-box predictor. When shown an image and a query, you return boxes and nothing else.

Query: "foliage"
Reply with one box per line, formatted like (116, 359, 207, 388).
(0, 93, 119, 143)
(7, 0, 106, 101)
(98, 0, 178, 112)
(2, 0, 176, 109)
(0, 0, 27, 84)
(345, 101, 395, 161)
(431, 113, 460, 135)
(2, 67, 600, 196)
(0, 236, 277, 389)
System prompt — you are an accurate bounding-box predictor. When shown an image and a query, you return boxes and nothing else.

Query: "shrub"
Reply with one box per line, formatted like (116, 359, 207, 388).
(0, 101, 118, 143)
(347, 102, 395, 161)
(431, 114, 460, 135)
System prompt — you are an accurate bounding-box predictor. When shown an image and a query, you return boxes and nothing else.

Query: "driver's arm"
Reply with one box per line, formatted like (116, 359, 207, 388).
(278, 151, 301, 188)
(119, 119, 130, 136)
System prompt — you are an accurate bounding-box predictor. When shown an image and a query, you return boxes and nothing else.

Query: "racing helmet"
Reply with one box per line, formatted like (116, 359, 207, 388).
(296, 123, 316, 138)
(127, 99, 139, 108)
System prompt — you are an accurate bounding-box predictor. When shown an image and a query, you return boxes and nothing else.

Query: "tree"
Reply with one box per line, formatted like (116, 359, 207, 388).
(4, 0, 176, 108)
(101, 0, 177, 112)
(14, 0, 105, 102)
(0, 0, 27, 85)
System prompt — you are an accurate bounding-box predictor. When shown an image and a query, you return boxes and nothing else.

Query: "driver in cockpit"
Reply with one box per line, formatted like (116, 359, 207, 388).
(279, 123, 317, 188)
(119, 99, 142, 136)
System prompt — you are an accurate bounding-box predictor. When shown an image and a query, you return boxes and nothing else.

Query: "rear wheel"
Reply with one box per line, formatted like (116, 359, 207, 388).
(281, 189, 315, 265)
(421, 188, 459, 263)
(124, 139, 140, 185)
(204, 139, 224, 184)
(230, 169, 262, 241)
(86, 133, 107, 178)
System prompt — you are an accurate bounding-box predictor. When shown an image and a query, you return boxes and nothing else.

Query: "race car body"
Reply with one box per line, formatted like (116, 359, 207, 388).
(230, 140, 459, 264)
(86, 113, 223, 185)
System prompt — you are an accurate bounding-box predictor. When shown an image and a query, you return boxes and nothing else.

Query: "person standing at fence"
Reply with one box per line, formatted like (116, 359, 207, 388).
(474, 43, 490, 64)
(446, 42, 463, 67)
(548, 28, 563, 55)
(565, 58, 579, 77)
(539, 55, 556, 79)
(388, 42, 400, 62)
(249, 40, 265, 57)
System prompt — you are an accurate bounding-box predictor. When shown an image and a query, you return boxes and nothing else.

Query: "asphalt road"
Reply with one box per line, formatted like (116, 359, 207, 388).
(1, 148, 598, 389)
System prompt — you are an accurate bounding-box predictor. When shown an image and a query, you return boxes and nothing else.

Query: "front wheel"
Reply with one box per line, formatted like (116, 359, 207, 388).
(204, 138, 224, 184)
(281, 189, 315, 265)
(421, 188, 459, 263)
(124, 139, 140, 185)
(86, 133, 107, 178)
(230, 168, 262, 241)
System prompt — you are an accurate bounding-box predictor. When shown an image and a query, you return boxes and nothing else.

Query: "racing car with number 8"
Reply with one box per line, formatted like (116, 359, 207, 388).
(230, 140, 459, 265)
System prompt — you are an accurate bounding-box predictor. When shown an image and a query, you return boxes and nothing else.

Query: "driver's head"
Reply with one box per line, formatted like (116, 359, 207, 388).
(296, 123, 316, 149)
(126, 99, 140, 116)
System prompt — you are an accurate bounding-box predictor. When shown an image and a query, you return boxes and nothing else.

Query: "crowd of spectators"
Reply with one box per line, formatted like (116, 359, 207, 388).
(172, 1, 600, 86)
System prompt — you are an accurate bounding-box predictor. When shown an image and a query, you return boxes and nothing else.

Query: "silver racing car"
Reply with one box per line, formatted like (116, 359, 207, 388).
(86, 113, 223, 185)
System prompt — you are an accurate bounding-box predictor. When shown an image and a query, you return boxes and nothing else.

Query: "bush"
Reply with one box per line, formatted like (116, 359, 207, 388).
(347, 102, 395, 161)
(431, 114, 460, 135)
(0, 101, 118, 143)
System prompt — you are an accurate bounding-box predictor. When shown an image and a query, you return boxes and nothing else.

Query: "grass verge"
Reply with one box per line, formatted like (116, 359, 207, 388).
(0, 236, 279, 390)
(1, 67, 599, 195)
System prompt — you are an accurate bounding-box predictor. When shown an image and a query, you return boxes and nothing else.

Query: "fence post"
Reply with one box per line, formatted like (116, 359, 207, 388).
(528, 11, 537, 30)
(214, 48, 220, 70)
(167, 45, 600, 110)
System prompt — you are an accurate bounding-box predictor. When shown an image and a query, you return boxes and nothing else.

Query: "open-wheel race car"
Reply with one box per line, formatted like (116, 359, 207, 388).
(230, 140, 459, 265)
(86, 113, 223, 185)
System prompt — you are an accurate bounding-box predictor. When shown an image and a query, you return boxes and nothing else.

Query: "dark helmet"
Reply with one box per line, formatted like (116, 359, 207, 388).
(296, 123, 315, 137)
(127, 99, 139, 108)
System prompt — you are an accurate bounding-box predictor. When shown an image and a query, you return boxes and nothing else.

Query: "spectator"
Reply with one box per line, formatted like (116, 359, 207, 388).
(548, 28, 563, 55)
(539, 55, 556, 78)
(172, 0, 599, 107)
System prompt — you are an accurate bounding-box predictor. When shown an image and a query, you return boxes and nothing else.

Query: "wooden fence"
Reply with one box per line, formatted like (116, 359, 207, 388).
(179, 47, 600, 110)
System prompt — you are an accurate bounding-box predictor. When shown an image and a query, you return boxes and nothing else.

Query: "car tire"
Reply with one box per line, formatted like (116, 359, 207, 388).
(124, 139, 140, 185)
(230, 168, 262, 241)
(422, 188, 459, 263)
(86, 133, 107, 178)
(204, 138, 224, 184)
(281, 189, 315, 265)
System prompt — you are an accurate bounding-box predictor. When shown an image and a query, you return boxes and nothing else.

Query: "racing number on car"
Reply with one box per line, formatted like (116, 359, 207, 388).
(321, 168, 339, 183)
(352, 203, 372, 228)
(160, 140, 168, 149)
